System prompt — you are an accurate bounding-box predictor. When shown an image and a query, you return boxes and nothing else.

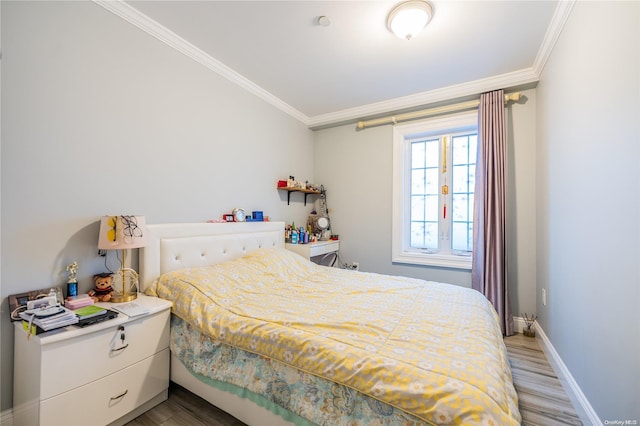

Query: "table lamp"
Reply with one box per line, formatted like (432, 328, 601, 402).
(97, 215, 147, 302)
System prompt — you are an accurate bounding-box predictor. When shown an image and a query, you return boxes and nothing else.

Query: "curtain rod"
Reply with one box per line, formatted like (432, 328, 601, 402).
(356, 92, 522, 130)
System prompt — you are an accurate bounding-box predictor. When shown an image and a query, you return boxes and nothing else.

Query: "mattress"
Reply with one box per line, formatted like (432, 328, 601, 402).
(149, 248, 520, 425)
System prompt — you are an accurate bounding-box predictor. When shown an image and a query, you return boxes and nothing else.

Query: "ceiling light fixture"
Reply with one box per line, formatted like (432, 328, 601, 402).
(387, 0, 433, 40)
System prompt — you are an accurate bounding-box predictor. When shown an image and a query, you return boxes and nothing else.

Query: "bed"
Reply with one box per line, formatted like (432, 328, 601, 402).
(139, 222, 520, 426)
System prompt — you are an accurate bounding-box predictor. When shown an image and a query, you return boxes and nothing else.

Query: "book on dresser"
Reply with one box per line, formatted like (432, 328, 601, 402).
(73, 304, 107, 319)
(21, 321, 64, 336)
(19, 306, 79, 331)
(76, 308, 119, 327)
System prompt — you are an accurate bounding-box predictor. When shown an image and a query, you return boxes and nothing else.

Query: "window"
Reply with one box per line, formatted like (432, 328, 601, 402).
(392, 111, 477, 269)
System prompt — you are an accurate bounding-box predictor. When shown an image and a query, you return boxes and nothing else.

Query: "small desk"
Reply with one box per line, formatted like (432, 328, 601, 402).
(285, 240, 339, 265)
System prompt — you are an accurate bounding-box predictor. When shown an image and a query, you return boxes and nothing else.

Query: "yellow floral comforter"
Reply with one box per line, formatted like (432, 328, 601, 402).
(150, 248, 520, 425)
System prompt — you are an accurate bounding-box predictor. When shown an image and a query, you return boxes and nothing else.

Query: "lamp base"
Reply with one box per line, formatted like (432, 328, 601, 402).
(111, 292, 138, 303)
(111, 267, 139, 303)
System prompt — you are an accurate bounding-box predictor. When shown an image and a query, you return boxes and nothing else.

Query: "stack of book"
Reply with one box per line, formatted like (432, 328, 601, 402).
(20, 306, 79, 334)
(74, 305, 118, 327)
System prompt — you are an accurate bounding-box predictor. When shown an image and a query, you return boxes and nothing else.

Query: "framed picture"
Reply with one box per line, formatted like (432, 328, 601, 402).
(8, 287, 63, 321)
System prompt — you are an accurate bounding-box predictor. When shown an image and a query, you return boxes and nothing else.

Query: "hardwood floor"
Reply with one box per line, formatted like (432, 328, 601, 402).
(125, 383, 245, 426)
(127, 333, 582, 426)
(504, 333, 583, 426)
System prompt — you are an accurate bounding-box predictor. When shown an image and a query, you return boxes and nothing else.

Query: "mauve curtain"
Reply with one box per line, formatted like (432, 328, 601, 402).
(472, 89, 514, 336)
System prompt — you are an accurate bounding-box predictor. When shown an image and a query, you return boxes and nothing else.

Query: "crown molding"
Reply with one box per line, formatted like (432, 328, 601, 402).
(532, 0, 576, 76)
(307, 68, 539, 130)
(93, 0, 310, 125)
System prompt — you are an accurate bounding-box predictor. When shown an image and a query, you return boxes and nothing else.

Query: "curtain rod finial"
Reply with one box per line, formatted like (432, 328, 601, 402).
(505, 92, 521, 103)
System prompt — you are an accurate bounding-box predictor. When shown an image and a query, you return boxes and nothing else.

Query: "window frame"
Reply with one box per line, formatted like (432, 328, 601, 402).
(391, 111, 478, 270)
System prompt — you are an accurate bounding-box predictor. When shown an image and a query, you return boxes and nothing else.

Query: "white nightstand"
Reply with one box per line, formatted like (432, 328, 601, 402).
(286, 240, 340, 266)
(13, 294, 172, 426)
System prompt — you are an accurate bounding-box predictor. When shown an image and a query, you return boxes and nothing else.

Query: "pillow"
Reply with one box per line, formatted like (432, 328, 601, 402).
(240, 247, 318, 279)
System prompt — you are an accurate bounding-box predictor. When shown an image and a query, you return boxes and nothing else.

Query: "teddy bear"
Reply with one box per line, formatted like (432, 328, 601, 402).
(89, 273, 114, 302)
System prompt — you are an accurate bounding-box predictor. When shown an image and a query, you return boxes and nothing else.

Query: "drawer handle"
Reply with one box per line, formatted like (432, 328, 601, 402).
(111, 343, 129, 352)
(110, 389, 128, 401)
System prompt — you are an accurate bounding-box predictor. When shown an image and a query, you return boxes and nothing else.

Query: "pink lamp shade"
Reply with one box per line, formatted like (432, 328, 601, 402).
(97, 215, 147, 250)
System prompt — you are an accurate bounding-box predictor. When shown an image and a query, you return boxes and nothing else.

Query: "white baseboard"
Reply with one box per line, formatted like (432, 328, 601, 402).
(529, 321, 603, 426)
(1, 407, 13, 426)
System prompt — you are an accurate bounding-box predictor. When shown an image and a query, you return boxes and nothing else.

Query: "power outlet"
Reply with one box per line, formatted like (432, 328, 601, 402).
(542, 288, 547, 306)
(344, 262, 359, 271)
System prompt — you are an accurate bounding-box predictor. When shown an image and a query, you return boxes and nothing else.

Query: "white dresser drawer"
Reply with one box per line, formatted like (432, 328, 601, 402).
(40, 310, 169, 399)
(40, 348, 169, 426)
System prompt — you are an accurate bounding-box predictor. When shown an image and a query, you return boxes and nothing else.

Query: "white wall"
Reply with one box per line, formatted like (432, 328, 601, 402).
(536, 1, 639, 421)
(314, 89, 538, 316)
(0, 1, 314, 411)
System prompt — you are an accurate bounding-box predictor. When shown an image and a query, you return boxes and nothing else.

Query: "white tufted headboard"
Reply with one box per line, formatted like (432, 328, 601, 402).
(139, 222, 285, 292)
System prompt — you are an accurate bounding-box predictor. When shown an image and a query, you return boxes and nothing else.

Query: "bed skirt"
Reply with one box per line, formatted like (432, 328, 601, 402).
(171, 316, 428, 426)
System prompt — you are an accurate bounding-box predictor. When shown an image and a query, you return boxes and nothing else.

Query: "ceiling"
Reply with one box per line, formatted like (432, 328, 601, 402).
(106, 1, 563, 128)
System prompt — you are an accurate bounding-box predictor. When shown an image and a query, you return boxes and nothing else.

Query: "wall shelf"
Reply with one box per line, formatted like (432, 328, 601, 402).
(277, 187, 321, 205)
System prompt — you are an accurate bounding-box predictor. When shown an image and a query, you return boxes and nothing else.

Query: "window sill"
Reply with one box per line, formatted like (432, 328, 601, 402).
(392, 251, 472, 270)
